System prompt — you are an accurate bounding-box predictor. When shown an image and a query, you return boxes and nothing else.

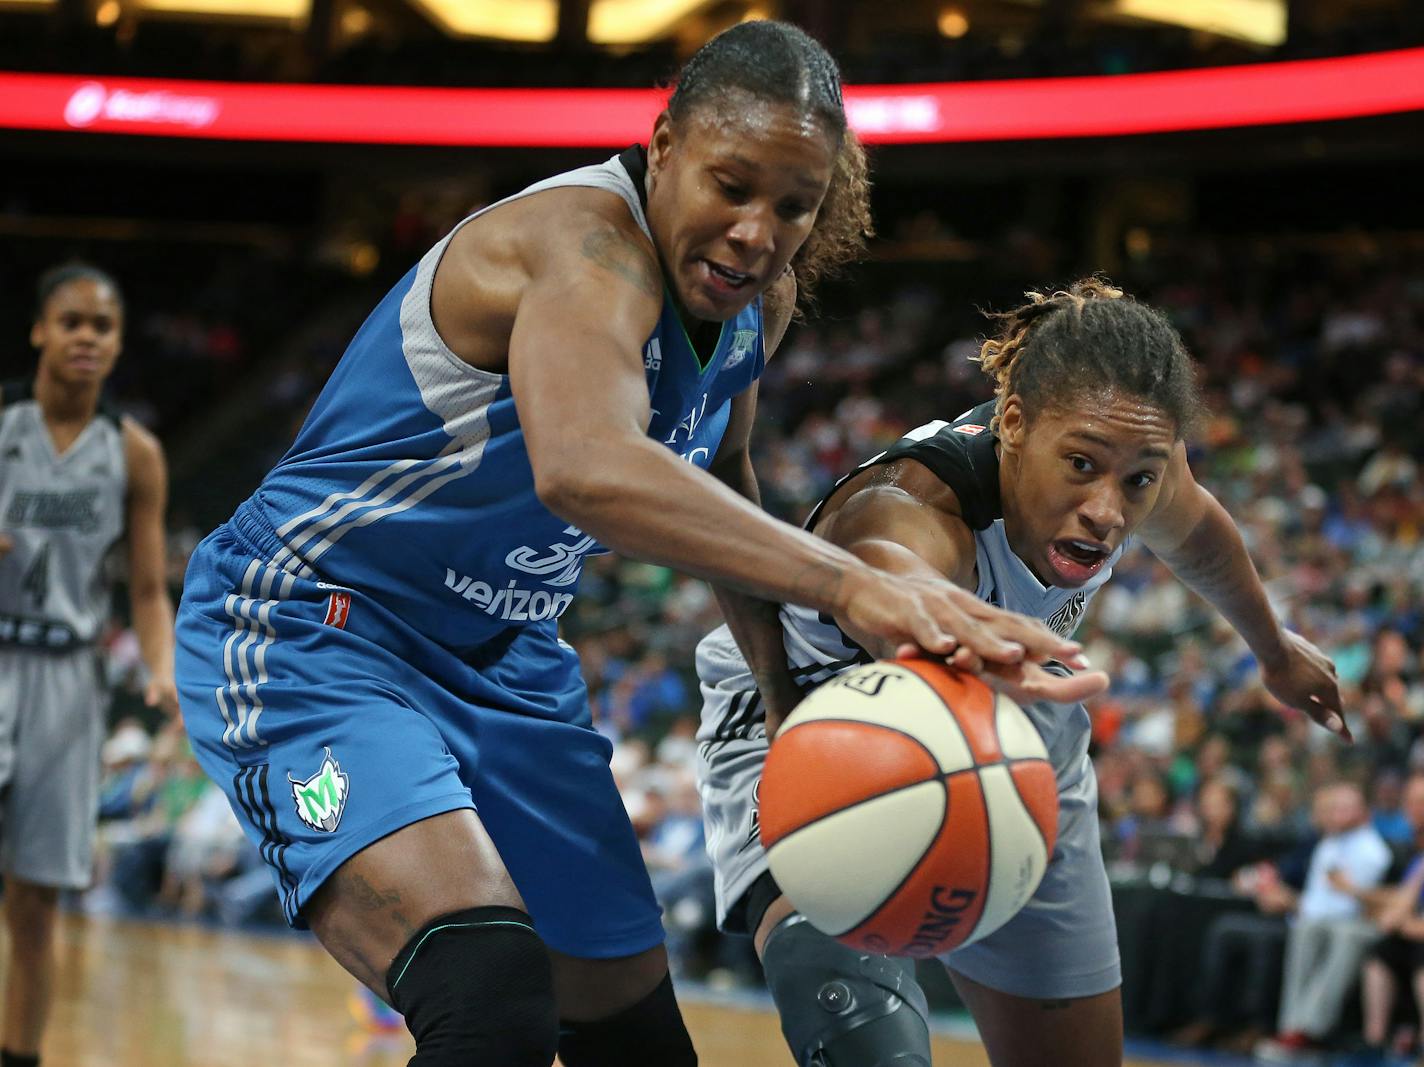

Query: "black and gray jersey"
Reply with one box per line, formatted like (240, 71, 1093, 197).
(0, 381, 127, 650)
(697, 400, 1124, 750)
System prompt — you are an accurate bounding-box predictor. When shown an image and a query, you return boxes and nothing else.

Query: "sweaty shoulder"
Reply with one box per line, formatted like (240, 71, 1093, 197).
(817, 456, 966, 533)
(805, 408, 1003, 588)
(813, 406, 1003, 534)
(432, 186, 662, 373)
(814, 459, 977, 588)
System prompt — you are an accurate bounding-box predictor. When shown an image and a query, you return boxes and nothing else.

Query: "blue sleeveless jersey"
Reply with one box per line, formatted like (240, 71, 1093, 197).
(231, 154, 765, 653)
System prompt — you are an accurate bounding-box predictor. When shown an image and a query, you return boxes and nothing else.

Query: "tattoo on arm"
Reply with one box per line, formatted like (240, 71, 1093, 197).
(1165, 539, 1236, 595)
(341, 873, 418, 938)
(345, 872, 400, 910)
(580, 228, 662, 300)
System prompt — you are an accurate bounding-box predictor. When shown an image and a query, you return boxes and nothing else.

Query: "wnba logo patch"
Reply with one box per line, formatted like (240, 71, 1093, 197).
(323, 591, 351, 629)
(290, 748, 349, 833)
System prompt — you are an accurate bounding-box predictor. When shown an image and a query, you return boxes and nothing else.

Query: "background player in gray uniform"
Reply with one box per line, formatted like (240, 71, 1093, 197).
(697, 277, 1349, 1067)
(0, 264, 176, 1067)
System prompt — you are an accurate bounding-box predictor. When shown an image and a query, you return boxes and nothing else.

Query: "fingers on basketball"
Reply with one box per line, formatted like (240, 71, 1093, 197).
(761, 659, 1058, 957)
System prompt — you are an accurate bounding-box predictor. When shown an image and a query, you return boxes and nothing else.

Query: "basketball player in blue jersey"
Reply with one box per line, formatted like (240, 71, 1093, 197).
(697, 278, 1351, 1067)
(173, 21, 1099, 1067)
(0, 264, 177, 1067)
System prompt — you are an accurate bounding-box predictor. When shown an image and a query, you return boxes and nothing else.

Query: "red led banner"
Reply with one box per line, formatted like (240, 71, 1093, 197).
(0, 47, 1422, 146)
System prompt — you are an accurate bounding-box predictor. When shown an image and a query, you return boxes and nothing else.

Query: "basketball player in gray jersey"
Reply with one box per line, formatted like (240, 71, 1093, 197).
(0, 264, 176, 1067)
(697, 278, 1349, 1067)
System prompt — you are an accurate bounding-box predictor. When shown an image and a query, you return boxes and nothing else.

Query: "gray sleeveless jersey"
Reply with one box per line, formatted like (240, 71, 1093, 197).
(774, 407, 1122, 720)
(696, 400, 1125, 936)
(699, 400, 1123, 752)
(0, 383, 127, 649)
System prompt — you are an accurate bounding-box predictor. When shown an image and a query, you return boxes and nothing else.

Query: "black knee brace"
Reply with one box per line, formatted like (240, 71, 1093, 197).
(558, 973, 697, 1067)
(762, 915, 931, 1067)
(386, 906, 558, 1067)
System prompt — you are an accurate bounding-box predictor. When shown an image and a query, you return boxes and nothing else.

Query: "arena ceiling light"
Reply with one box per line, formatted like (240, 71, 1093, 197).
(133, 0, 309, 21)
(587, 0, 717, 45)
(407, 0, 716, 44)
(405, 0, 558, 42)
(1099, 0, 1286, 47)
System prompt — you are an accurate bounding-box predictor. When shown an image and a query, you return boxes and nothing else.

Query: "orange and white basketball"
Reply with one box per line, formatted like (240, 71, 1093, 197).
(759, 658, 1058, 958)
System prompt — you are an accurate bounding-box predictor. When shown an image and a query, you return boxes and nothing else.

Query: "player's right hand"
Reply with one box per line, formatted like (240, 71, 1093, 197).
(0, 533, 12, 558)
(837, 568, 1109, 705)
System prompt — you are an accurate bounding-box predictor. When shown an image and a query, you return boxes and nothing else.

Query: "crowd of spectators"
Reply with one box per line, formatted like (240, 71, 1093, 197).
(55, 228, 1424, 1054)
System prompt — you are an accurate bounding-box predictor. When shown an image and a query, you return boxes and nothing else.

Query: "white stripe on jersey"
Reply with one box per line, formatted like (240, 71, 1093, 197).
(268, 154, 642, 576)
(216, 559, 294, 750)
(266, 165, 511, 574)
(278, 451, 462, 562)
(274, 458, 423, 540)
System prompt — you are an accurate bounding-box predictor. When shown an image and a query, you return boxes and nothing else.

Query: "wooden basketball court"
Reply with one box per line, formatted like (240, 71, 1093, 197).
(31, 913, 1191, 1066)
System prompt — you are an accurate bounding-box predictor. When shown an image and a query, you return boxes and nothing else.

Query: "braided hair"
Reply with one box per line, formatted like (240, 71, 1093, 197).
(667, 21, 872, 303)
(974, 277, 1201, 437)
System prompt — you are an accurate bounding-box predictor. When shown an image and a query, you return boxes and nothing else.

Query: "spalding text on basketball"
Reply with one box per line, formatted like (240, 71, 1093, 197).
(823, 668, 901, 698)
(901, 885, 978, 956)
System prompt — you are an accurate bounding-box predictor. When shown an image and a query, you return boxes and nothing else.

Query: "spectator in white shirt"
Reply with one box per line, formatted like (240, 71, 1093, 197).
(1257, 781, 1394, 1060)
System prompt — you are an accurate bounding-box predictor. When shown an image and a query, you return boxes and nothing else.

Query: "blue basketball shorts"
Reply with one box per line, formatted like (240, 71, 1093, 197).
(174, 519, 664, 959)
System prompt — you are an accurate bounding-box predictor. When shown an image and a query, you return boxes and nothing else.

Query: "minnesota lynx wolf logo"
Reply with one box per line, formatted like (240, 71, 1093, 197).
(723, 329, 757, 370)
(289, 749, 349, 832)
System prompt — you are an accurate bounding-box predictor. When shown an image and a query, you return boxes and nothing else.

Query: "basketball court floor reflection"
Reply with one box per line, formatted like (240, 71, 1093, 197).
(28, 913, 1239, 1066)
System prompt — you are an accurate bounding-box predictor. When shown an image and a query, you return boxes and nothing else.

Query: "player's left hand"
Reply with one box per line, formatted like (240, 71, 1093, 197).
(899, 643, 1110, 707)
(979, 657, 1109, 707)
(145, 672, 181, 718)
(1260, 630, 1351, 742)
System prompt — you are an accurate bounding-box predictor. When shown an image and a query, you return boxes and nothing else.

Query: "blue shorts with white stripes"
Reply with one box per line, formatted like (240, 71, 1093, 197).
(174, 516, 665, 958)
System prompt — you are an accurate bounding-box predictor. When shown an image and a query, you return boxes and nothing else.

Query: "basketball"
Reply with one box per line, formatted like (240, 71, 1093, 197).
(758, 659, 1059, 958)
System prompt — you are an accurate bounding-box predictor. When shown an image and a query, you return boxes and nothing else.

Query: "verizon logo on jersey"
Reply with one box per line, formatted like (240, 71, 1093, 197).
(443, 570, 574, 622)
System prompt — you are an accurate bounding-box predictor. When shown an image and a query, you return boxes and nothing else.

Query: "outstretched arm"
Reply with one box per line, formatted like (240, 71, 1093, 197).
(817, 461, 1110, 717)
(1139, 445, 1349, 740)
(507, 211, 1090, 680)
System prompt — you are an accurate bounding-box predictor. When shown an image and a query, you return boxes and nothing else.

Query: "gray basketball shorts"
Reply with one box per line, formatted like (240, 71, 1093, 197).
(0, 647, 108, 888)
(695, 634, 1121, 1001)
